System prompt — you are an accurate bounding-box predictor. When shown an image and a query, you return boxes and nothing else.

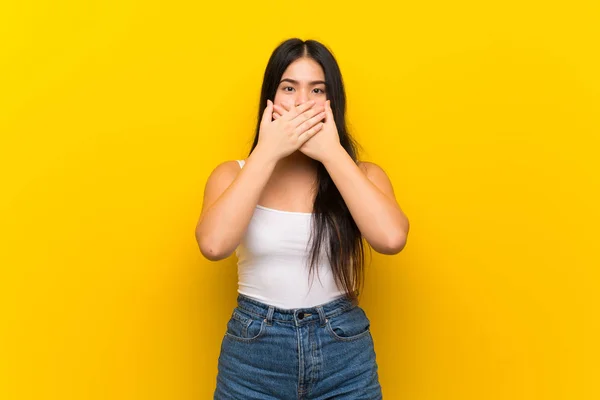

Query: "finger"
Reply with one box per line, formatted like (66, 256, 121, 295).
(273, 112, 282, 120)
(277, 101, 297, 121)
(294, 110, 326, 135)
(273, 104, 286, 116)
(291, 106, 325, 128)
(260, 99, 273, 126)
(297, 121, 324, 144)
(280, 101, 293, 113)
(290, 100, 315, 118)
(292, 104, 325, 127)
(325, 100, 334, 122)
(291, 101, 321, 123)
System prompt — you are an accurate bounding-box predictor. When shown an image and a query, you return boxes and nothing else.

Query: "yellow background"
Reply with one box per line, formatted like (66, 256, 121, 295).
(1, 1, 599, 398)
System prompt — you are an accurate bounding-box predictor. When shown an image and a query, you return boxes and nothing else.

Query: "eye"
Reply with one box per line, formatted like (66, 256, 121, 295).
(282, 86, 295, 92)
(313, 88, 326, 94)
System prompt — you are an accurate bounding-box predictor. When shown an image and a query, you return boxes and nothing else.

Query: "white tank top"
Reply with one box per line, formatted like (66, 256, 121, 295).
(234, 159, 347, 309)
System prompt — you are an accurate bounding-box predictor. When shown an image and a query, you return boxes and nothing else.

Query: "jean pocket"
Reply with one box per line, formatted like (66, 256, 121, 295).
(325, 306, 371, 342)
(225, 307, 266, 342)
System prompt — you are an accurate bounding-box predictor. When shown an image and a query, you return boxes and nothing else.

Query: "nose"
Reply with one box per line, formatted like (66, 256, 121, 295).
(295, 89, 309, 106)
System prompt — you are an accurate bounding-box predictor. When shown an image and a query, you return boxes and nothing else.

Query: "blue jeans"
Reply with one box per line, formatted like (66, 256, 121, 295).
(214, 293, 383, 399)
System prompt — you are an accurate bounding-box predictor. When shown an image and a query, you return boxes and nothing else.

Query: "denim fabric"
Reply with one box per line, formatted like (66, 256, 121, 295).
(214, 293, 382, 399)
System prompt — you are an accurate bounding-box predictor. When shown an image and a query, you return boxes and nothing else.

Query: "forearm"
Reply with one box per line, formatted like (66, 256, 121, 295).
(321, 147, 409, 253)
(197, 147, 276, 259)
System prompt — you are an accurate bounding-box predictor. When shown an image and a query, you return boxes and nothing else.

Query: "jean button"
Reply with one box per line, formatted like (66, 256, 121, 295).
(298, 312, 305, 319)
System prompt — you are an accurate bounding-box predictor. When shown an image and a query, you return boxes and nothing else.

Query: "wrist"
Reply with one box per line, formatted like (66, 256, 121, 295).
(250, 145, 279, 169)
(320, 145, 347, 166)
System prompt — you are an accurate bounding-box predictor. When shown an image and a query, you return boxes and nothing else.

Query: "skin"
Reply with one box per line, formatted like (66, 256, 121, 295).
(258, 57, 331, 212)
(195, 57, 410, 261)
(272, 57, 329, 165)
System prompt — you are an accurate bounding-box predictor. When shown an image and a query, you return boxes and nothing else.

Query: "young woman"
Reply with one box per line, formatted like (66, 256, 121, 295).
(196, 38, 409, 399)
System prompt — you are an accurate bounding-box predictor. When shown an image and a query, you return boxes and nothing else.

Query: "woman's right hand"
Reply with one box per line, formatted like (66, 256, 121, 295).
(255, 100, 326, 163)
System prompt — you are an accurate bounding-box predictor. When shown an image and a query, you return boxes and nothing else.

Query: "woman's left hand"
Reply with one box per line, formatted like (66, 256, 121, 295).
(273, 100, 341, 163)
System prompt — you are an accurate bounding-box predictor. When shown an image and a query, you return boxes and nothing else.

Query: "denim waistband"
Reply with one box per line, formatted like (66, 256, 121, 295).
(236, 292, 359, 326)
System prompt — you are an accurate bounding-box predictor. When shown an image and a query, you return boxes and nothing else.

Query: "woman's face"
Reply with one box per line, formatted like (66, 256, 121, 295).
(273, 57, 327, 110)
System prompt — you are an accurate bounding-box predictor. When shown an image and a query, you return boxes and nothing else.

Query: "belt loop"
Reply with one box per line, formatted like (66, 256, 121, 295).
(316, 306, 327, 327)
(265, 306, 275, 325)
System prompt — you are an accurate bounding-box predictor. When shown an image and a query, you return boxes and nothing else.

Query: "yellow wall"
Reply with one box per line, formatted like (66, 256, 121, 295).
(1, 1, 599, 398)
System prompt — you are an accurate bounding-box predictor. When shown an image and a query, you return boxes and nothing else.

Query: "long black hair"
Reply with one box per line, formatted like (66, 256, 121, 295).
(249, 38, 370, 305)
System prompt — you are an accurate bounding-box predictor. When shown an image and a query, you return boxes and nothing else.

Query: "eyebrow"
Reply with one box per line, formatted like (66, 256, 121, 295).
(279, 78, 326, 86)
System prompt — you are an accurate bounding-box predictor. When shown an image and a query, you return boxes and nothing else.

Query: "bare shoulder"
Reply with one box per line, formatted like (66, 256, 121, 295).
(213, 159, 243, 174)
(207, 160, 242, 184)
(357, 161, 386, 177)
(357, 161, 397, 200)
(201, 160, 243, 213)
